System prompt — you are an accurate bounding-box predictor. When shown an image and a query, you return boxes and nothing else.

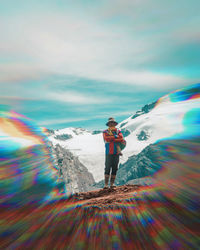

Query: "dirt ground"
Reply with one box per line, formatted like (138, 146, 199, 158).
(72, 184, 141, 208)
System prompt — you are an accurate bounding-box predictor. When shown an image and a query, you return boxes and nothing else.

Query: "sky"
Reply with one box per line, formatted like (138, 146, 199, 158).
(0, 0, 199, 131)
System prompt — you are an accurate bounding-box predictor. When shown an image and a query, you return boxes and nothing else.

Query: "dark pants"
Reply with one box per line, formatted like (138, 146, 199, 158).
(105, 154, 120, 175)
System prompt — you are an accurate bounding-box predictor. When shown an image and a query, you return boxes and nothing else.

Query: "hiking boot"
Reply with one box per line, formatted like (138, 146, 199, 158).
(104, 174, 110, 189)
(110, 174, 116, 188)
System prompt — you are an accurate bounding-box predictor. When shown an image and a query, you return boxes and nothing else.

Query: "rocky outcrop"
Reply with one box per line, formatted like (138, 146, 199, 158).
(136, 130, 150, 140)
(115, 143, 161, 185)
(131, 101, 156, 120)
(54, 134, 72, 140)
(92, 130, 102, 135)
(50, 142, 95, 194)
(46, 128, 55, 136)
(120, 128, 131, 137)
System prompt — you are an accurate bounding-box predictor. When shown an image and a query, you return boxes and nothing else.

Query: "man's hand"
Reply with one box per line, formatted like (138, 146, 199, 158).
(109, 135, 118, 142)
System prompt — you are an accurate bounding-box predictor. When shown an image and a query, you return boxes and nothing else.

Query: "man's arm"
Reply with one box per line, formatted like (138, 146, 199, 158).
(113, 131, 124, 142)
(103, 131, 124, 142)
(103, 132, 115, 142)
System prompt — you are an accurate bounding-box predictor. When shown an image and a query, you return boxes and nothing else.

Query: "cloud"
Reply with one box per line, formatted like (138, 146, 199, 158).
(0, 2, 199, 88)
(0, 89, 112, 106)
(93, 110, 135, 117)
(0, 62, 193, 90)
(39, 117, 89, 126)
(76, 69, 190, 89)
(0, 63, 46, 83)
(46, 91, 112, 105)
(39, 110, 135, 126)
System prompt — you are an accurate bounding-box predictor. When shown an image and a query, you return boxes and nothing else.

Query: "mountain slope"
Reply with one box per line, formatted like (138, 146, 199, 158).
(50, 142, 95, 194)
(48, 83, 199, 182)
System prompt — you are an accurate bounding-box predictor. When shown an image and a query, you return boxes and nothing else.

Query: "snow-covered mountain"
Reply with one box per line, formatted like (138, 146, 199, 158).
(48, 83, 199, 183)
(49, 127, 104, 182)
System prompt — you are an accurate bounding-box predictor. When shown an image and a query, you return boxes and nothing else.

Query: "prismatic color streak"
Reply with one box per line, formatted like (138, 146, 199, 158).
(0, 83, 199, 249)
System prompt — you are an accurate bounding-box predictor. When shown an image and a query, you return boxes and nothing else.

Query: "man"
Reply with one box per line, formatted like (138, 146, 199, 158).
(103, 117, 124, 188)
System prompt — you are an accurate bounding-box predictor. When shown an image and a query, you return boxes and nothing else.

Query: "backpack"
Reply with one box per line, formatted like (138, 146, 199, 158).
(118, 139, 127, 151)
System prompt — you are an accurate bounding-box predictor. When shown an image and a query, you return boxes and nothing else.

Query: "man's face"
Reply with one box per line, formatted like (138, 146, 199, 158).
(108, 122, 116, 127)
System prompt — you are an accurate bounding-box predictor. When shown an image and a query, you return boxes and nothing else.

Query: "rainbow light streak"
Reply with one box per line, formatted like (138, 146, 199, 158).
(0, 83, 199, 249)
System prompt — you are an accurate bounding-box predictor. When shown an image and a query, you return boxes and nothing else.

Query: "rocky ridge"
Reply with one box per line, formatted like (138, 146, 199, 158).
(50, 142, 95, 194)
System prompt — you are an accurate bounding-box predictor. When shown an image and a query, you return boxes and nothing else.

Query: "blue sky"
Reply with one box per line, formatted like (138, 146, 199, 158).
(0, 0, 199, 130)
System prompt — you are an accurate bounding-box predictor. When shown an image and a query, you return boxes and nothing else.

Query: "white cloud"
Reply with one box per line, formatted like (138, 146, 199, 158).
(39, 117, 89, 126)
(47, 91, 112, 104)
(0, 4, 198, 88)
(0, 61, 192, 90)
(92, 110, 135, 118)
(75, 68, 190, 89)
(0, 63, 47, 83)
(39, 110, 135, 126)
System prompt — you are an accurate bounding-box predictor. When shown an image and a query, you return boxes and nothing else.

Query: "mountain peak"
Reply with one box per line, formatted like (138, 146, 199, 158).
(55, 126, 91, 136)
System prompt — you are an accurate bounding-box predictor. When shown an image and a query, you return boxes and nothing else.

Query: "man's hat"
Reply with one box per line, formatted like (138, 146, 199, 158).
(106, 117, 118, 126)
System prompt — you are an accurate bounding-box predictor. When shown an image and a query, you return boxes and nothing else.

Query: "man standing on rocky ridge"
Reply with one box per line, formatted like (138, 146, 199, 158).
(103, 117, 124, 188)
